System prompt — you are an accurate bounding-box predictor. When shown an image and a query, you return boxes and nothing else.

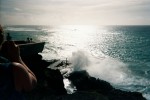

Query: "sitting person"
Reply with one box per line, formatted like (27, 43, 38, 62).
(0, 25, 37, 100)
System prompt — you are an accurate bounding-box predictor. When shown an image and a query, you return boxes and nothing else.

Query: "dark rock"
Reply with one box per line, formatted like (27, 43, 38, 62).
(25, 91, 108, 100)
(62, 91, 108, 100)
(22, 54, 67, 95)
(109, 89, 146, 100)
(68, 70, 113, 95)
(68, 70, 146, 100)
(44, 68, 67, 95)
(20, 54, 146, 100)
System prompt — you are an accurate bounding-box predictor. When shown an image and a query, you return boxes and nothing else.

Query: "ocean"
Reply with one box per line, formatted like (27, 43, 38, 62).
(3, 25, 150, 99)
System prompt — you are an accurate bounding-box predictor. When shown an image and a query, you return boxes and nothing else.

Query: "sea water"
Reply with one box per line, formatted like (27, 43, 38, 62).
(3, 25, 150, 99)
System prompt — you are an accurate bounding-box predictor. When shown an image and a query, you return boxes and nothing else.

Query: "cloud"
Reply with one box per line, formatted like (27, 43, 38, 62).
(0, 0, 150, 25)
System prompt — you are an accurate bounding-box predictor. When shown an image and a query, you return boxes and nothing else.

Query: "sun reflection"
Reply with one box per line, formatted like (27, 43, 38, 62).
(58, 25, 99, 48)
(63, 25, 98, 33)
(44, 25, 111, 59)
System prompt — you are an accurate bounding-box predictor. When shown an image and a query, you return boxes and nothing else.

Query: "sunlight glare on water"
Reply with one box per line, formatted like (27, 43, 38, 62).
(44, 25, 106, 58)
(56, 25, 99, 48)
(42, 25, 125, 59)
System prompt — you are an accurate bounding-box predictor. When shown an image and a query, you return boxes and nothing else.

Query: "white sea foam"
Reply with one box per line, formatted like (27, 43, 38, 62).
(5, 27, 39, 32)
(69, 50, 150, 100)
(69, 50, 129, 84)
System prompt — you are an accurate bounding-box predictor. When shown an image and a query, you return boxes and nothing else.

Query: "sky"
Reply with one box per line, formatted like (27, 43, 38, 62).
(0, 0, 150, 25)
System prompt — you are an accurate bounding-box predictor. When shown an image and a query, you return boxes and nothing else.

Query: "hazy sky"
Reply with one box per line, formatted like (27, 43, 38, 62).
(0, 0, 150, 25)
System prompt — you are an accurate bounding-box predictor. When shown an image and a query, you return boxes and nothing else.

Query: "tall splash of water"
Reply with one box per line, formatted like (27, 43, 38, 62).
(69, 50, 130, 84)
(69, 50, 150, 100)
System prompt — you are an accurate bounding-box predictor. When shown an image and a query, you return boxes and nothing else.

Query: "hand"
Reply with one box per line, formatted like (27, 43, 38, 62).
(2, 41, 21, 61)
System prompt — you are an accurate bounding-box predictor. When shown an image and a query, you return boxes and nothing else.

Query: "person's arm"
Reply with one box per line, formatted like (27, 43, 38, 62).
(4, 41, 37, 91)
(12, 62, 37, 91)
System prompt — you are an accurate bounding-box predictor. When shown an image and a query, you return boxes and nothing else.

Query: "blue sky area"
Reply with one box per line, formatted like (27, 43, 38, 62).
(0, 0, 150, 25)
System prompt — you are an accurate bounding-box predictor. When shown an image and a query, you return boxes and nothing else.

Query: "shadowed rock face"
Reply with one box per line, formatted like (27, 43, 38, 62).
(20, 54, 146, 100)
(67, 70, 113, 94)
(22, 54, 67, 95)
(44, 68, 67, 95)
(68, 70, 146, 100)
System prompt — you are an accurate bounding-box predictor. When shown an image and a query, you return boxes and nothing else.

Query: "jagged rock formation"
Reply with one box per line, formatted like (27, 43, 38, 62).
(22, 54, 146, 100)
(68, 70, 146, 100)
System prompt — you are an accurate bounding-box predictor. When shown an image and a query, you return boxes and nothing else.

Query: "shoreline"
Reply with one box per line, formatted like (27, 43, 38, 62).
(22, 54, 147, 100)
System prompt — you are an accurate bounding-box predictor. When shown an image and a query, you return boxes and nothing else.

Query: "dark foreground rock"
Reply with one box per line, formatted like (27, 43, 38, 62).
(68, 70, 146, 100)
(22, 54, 67, 95)
(22, 54, 146, 100)
(25, 91, 108, 100)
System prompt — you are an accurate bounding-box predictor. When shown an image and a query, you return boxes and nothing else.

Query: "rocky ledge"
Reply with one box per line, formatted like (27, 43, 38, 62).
(22, 54, 146, 100)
